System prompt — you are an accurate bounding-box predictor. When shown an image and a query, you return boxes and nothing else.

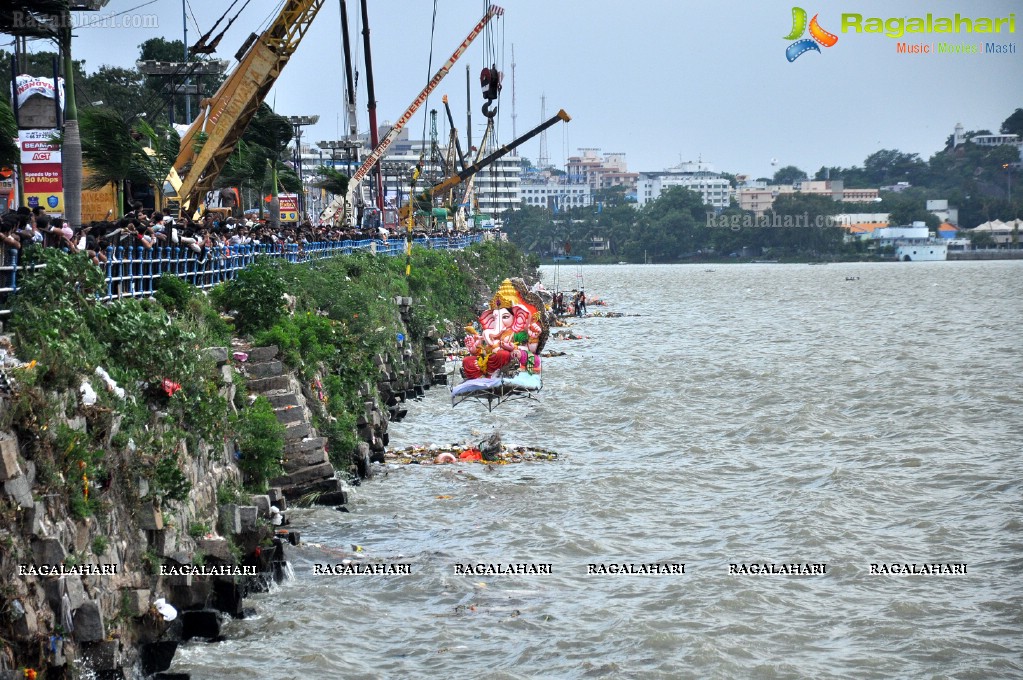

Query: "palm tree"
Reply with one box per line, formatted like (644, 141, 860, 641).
(58, 14, 83, 228)
(79, 108, 136, 215)
(132, 119, 180, 211)
(313, 166, 350, 197)
(0, 99, 17, 168)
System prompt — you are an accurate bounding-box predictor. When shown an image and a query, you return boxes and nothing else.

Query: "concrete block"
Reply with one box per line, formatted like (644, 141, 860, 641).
(247, 345, 279, 362)
(138, 502, 163, 530)
(266, 392, 299, 409)
(218, 504, 241, 535)
(249, 495, 270, 515)
(22, 500, 45, 536)
(0, 438, 21, 480)
(238, 506, 258, 532)
(3, 472, 32, 507)
(149, 528, 177, 557)
(82, 639, 121, 671)
(11, 599, 38, 640)
(123, 588, 151, 617)
(246, 360, 283, 378)
(284, 447, 327, 471)
(247, 375, 289, 392)
(73, 601, 105, 642)
(285, 436, 325, 455)
(33, 537, 66, 566)
(181, 609, 223, 641)
(196, 539, 234, 563)
(283, 422, 311, 441)
(204, 347, 229, 364)
(44, 574, 86, 613)
(272, 462, 336, 487)
(275, 405, 304, 424)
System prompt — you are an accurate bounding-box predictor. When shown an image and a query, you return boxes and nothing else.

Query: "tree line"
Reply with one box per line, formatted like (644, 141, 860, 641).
(502, 107, 1022, 262)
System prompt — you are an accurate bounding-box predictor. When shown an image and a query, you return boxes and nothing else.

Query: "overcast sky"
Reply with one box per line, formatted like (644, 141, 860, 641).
(20, 0, 1023, 179)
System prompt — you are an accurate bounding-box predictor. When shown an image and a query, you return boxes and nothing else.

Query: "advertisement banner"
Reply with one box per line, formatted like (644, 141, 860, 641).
(19, 128, 62, 164)
(15, 75, 66, 111)
(279, 193, 299, 223)
(20, 128, 64, 215)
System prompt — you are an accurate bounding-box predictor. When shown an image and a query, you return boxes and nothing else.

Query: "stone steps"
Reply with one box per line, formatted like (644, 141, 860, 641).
(247, 374, 289, 393)
(285, 436, 326, 456)
(283, 447, 328, 472)
(274, 405, 306, 425)
(238, 346, 341, 503)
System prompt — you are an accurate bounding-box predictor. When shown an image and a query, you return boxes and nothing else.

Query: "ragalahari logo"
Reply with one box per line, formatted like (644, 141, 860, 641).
(784, 7, 838, 61)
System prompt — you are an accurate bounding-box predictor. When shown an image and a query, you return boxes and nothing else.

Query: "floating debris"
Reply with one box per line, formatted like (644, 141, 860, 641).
(385, 443, 559, 465)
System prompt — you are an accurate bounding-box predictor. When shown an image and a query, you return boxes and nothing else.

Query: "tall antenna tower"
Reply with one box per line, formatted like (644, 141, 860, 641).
(538, 94, 549, 169)
(511, 44, 518, 146)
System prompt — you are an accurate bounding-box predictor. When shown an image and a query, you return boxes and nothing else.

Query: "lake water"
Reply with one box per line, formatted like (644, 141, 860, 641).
(171, 261, 1023, 679)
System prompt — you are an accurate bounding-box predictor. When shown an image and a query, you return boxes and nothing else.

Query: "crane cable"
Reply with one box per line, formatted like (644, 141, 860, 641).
(406, 0, 439, 276)
(193, 0, 254, 55)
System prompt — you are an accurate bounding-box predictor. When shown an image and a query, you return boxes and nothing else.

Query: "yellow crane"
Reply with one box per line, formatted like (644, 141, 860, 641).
(398, 109, 570, 223)
(165, 0, 325, 217)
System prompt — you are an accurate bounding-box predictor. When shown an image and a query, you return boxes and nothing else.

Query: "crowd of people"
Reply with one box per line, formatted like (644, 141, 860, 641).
(0, 203, 491, 268)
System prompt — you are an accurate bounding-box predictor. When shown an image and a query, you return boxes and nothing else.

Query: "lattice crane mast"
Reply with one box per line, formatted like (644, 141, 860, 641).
(165, 0, 325, 216)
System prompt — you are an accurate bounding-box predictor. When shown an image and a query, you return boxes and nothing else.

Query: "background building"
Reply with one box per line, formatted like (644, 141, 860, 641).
(566, 149, 638, 194)
(636, 161, 730, 209)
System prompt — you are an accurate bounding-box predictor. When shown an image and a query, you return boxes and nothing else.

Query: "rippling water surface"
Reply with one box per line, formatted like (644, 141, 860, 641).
(173, 261, 1023, 679)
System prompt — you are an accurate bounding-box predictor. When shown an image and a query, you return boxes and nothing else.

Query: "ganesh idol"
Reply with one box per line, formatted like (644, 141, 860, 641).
(462, 278, 549, 380)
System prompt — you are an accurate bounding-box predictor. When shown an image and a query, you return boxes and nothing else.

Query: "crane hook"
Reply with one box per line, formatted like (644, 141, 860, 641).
(482, 101, 497, 119)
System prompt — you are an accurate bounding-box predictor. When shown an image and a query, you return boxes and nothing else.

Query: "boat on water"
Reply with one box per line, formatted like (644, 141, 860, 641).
(553, 255, 583, 262)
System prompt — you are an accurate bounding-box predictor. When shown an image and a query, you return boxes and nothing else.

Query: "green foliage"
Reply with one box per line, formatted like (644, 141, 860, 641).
(313, 165, 350, 196)
(141, 548, 161, 574)
(91, 535, 109, 556)
(216, 103, 297, 207)
(188, 522, 211, 539)
(316, 411, 359, 470)
(772, 165, 808, 185)
(0, 97, 17, 167)
(211, 259, 287, 336)
(234, 396, 285, 492)
(151, 450, 191, 502)
(1001, 108, 1023, 136)
(216, 482, 244, 506)
(54, 426, 105, 520)
(254, 312, 340, 378)
(153, 274, 195, 312)
(11, 250, 106, 388)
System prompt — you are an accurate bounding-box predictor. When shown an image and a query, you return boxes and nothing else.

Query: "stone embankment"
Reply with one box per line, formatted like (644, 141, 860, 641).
(0, 294, 448, 678)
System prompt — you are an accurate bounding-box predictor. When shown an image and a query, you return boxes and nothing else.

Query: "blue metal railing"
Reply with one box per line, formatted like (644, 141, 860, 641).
(0, 234, 482, 317)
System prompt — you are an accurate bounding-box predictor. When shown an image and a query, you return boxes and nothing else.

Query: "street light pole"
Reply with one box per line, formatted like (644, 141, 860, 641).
(287, 115, 319, 219)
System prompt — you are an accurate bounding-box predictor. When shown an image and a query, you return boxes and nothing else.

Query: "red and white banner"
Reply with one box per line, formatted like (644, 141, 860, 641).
(19, 128, 62, 164)
(15, 74, 65, 111)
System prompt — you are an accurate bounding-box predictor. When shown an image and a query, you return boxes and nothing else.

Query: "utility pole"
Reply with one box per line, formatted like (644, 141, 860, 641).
(137, 60, 227, 124)
(511, 44, 517, 145)
(538, 94, 549, 170)
(287, 115, 320, 219)
(182, 0, 191, 121)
